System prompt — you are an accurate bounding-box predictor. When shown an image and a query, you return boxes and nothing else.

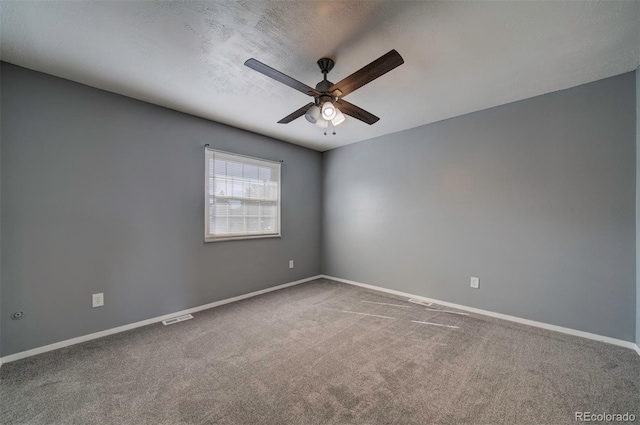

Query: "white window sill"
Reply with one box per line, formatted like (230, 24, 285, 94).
(205, 234, 281, 243)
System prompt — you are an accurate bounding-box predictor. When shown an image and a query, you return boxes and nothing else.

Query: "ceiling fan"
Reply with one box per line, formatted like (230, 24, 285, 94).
(244, 50, 404, 134)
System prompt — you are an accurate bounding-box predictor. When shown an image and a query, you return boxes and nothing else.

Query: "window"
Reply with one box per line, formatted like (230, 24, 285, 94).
(205, 149, 281, 242)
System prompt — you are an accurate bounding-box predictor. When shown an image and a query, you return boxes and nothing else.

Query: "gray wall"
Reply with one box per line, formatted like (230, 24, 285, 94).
(637, 67, 639, 346)
(0, 63, 322, 357)
(0, 63, 3, 358)
(323, 72, 637, 342)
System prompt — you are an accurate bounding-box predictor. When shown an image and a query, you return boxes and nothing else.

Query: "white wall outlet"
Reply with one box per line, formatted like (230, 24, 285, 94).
(470, 277, 480, 289)
(92, 293, 104, 308)
(289, 260, 294, 269)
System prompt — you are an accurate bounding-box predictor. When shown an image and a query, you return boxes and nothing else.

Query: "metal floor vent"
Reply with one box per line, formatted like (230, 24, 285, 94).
(162, 314, 194, 326)
(408, 298, 433, 307)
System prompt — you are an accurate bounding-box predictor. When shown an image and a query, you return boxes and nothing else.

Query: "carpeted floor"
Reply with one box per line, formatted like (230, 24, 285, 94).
(1, 278, 639, 424)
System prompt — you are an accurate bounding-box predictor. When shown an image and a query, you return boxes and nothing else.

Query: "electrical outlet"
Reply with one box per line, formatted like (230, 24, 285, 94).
(92, 293, 104, 308)
(470, 277, 480, 289)
(289, 260, 294, 269)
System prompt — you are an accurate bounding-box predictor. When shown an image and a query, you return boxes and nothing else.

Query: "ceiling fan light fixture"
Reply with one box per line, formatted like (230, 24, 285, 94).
(305, 105, 320, 123)
(321, 101, 337, 120)
(316, 117, 329, 135)
(315, 117, 328, 128)
(331, 109, 345, 126)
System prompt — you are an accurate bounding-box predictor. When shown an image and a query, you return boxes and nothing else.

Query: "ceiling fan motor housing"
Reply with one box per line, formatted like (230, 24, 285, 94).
(316, 87, 335, 102)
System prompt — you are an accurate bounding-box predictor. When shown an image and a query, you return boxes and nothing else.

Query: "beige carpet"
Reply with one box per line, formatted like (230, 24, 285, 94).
(1, 278, 639, 424)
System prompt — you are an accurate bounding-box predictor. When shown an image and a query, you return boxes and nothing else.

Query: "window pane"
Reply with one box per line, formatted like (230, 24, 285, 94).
(214, 177, 227, 196)
(227, 161, 243, 178)
(252, 183, 264, 199)
(262, 203, 277, 217)
(244, 164, 258, 180)
(246, 201, 260, 216)
(260, 217, 275, 232)
(214, 159, 226, 176)
(232, 180, 244, 197)
(228, 217, 244, 233)
(226, 179, 233, 197)
(245, 181, 259, 199)
(259, 167, 271, 181)
(229, 200, 244, 216)
(214, 201, 229, 216)
(213, 216, 228, 234)
(247, 217, 260, 232)
(265, 181, 277, 200)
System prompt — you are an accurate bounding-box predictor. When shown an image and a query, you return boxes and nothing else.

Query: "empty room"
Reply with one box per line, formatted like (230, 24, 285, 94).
(1, 1, 639, 424)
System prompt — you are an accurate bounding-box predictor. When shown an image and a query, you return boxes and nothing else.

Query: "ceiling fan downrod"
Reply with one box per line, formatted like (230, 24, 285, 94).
(315, 58, 336, 97)
(317, 57, 335, 77)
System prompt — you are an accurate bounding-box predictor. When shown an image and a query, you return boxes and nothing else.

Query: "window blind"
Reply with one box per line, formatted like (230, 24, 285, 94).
(205, 149, 281, 241)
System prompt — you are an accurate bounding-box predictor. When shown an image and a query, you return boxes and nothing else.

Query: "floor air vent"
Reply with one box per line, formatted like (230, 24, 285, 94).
(408, 298, 433, 307)
(162, 314, 194, 326)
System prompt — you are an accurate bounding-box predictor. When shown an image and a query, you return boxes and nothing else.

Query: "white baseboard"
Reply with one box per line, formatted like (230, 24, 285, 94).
(3, 274, 638, 365)
(0, 275, 322, 365)
(321, 275, 640, 356)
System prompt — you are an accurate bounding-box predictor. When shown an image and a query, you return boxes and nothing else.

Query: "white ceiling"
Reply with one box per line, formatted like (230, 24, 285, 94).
(1, 1, 639, 152)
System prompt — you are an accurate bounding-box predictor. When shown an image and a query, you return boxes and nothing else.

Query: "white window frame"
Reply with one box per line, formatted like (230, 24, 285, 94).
(205, 148, 281, 242)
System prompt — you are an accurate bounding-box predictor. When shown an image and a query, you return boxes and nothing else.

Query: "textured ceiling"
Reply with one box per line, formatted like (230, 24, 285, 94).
(1, 1, 639, 151)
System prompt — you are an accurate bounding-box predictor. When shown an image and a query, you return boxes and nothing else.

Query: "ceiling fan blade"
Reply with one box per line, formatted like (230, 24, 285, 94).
(335, 99, 379, 125)
(278, 102, 314, 124)
(245, 59, 320, 97)
(329, 50, 404, 98)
